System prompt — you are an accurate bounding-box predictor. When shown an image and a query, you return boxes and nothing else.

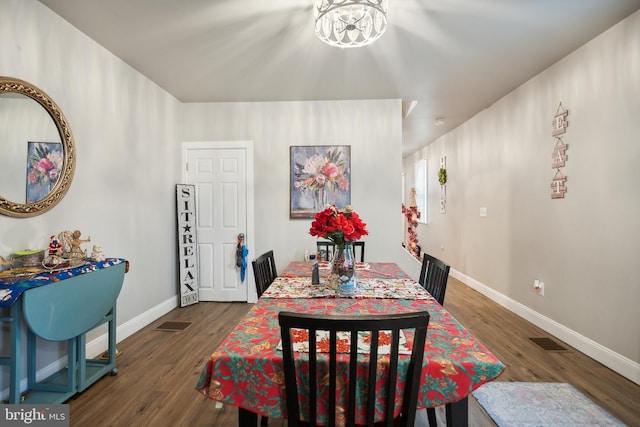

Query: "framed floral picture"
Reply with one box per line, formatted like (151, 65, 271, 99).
(26, 141, 63, 203)
(290, 145, 351, 218)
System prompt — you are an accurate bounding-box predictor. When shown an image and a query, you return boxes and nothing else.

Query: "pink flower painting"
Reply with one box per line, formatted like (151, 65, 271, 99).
(26, 142, 63, 203)
(290, 146, 351, 218)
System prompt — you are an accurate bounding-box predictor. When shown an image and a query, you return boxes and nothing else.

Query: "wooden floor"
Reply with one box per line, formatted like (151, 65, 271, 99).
(67, 277, 640, 426)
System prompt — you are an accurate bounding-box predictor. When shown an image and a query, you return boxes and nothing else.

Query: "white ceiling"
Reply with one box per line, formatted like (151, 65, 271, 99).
(38, 0, 640, 156)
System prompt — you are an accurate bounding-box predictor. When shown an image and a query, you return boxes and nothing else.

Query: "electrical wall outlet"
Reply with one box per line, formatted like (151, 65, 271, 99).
(534, 279, 544, 296)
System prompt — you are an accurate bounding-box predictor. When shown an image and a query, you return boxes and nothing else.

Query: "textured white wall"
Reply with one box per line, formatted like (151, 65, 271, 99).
(1, 0, 183, 320)
(182, 99, 405, 271)
(1, 0, 182, 391)
(404, 10, 640, 377)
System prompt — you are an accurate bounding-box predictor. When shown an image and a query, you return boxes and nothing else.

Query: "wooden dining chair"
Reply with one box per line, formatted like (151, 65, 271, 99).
(417, 253, 450, 427)
(252, 251, 278, 426)
(279, 311, 430, 427)
(418, 253, 451, 306)
(316, 240, 334, 261)
(353, 241, 365, 262)
(316, 241, 365, 262)
(252, 250, 277, 298)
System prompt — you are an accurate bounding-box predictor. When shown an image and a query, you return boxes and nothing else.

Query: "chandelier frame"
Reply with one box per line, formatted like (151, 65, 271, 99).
(314, 0, 389, 48)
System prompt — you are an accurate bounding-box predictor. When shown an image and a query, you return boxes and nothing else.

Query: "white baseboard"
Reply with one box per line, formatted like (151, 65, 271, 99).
(450, 269, 640, 386)
(1, 296, 178, 401)
(85, 296, 178, 358)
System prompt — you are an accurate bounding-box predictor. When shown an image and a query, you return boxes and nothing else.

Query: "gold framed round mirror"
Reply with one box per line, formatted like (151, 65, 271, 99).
(0, 77, 75, 217)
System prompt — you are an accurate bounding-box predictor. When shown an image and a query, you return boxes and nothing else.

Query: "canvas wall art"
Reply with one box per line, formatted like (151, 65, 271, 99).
(290, 145, 351, 218)
(26, 141, 63, 203)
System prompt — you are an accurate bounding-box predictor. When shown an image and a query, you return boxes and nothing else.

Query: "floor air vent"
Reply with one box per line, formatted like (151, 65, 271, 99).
(154, 321, 192, 332)
(529, 337, 569, 352)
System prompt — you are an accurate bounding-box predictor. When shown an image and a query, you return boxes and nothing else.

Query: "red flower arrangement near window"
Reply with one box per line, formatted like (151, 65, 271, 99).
(309, 205, 368, 245)
(402, 203, 420, 258)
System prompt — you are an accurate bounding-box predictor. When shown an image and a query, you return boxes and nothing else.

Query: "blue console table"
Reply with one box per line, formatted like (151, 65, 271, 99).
(0, 258, 127, 404)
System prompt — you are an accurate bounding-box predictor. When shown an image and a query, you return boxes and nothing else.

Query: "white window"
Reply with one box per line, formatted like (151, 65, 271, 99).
(414, 158, 427, 224)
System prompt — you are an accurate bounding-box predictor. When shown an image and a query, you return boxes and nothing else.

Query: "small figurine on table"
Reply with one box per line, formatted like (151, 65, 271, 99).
(68, 230, 90, 260)
(91, 244, 106, 262)
(42, 235, 65, 269)
(55, 230, 90, 267)
(48, 235, 64, 257)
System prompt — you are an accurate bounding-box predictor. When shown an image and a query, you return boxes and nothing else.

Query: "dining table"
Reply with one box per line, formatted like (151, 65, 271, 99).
(195, 261, 505, 426)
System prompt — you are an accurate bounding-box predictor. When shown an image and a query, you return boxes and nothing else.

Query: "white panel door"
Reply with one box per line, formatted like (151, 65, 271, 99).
(185, 143, 250, 301)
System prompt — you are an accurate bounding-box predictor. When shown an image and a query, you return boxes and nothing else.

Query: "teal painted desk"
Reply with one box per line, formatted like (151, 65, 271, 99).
(0, 258, 127, 404)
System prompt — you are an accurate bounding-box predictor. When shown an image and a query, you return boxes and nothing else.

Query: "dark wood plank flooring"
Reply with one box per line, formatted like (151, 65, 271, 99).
(67, 278, 640, 426)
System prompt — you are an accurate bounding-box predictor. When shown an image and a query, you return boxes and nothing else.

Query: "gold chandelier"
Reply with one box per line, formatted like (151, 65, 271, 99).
(314, 0, 388, 48)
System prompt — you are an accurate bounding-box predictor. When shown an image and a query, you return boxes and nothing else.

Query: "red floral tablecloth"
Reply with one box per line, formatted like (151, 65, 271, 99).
(195, 262, 504, 424)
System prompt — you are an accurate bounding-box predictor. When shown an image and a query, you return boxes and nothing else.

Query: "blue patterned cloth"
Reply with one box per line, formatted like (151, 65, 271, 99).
(0, 258, 126, 307)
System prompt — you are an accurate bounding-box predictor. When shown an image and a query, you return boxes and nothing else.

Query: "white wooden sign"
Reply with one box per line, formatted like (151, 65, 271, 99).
(176, 184, 199, 307)
(440, 156, 447, 214)
(551, 172, 568, 199)
(552, 108, 569, 137)
(551, 103, 569, 198)
(552, 142, 569, 168)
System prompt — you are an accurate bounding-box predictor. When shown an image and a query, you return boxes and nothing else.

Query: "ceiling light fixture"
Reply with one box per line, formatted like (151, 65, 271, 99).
(314, 0, 388, 48)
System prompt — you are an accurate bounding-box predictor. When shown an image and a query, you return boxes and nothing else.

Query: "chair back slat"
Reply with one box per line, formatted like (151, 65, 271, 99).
(366, 328, 379, 426)
(309, 329, 318, 425)
(252, 250, 277, 297)
(418, 253, 451, 305)
(328, 330, 337, 427)
(279, 311, 430, 427)
(347, 330, 358, 425)
(385, 330, 401, 427)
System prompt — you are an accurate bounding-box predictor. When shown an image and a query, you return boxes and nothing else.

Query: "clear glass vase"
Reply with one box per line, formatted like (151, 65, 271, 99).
(332, 243, 356, 296)
(314, 186, 326, 212)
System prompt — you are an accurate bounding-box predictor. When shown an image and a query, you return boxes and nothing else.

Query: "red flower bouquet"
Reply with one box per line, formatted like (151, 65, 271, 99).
(309, 205, 368, 245)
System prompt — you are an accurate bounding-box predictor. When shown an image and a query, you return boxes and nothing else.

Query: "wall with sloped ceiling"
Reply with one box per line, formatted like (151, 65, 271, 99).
(404, 9, 640, 383)
(0, 0, 183, 396)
